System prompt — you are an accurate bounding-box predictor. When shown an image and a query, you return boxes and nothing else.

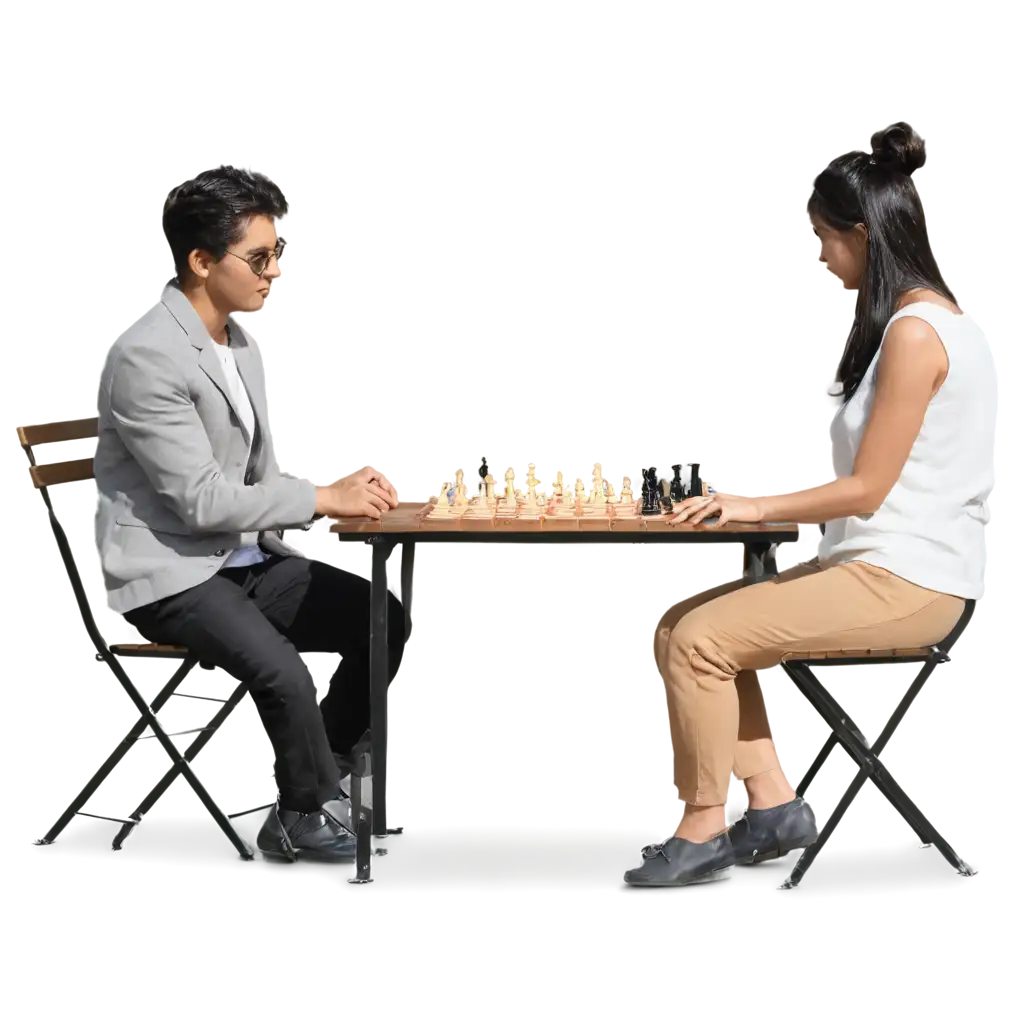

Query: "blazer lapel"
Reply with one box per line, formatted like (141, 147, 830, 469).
(227, 318, 268, 453)
(161, 280, 250, 444)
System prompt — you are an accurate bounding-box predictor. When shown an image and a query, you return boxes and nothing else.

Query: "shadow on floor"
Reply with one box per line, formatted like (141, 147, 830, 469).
(28, 823, 1011, 905)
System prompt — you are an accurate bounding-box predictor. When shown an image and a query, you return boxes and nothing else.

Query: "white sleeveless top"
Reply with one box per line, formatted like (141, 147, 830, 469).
(818, 301, 997, 599)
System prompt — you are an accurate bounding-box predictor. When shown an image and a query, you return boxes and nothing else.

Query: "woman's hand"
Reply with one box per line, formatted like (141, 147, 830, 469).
(669, 492, 763, 528)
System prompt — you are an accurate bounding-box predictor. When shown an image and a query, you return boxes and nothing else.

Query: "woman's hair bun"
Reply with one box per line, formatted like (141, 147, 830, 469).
(869, 121, 926, 176)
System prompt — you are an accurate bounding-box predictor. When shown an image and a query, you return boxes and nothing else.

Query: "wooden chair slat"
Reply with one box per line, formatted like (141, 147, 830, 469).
(16, 413, 195, 663)
(17, 418, 98, 447)
(109, 638, 189, 655)
(29, 458, 95, 488)
(782, 646, 933, 663)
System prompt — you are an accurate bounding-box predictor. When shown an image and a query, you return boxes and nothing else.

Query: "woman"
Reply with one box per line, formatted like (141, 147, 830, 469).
(624, 122, 997, 887)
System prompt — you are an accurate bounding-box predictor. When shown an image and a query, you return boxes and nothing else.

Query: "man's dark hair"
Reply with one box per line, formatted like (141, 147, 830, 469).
(162, 165, 288, 281)
(807, 121, 957, 401)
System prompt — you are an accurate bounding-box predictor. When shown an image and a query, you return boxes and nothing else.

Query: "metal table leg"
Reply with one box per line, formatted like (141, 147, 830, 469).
(368, 538, 394, 837)
(741, 540, 770, 581)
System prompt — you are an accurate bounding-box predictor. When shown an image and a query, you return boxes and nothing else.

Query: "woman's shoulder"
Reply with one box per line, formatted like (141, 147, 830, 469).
(894, 288, 964, 317)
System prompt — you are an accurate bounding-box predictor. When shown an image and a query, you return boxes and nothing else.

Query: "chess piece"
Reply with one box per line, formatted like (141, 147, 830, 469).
(604, 478, 617, 503)
(659, 478, 673, 513)
(552, 471, 564, 497)
(454, 468, 469, 505)
(499, 472, 517, 511)
(522, 467, 543, 518)
(479, 457, 489, 483)
(621, 477, 633, 502)
(525, 464, 540, 507)
(670, 464, 685, 503)
(687, 463, 703, 501)
(428, 480, 461, 519)
(575, 478, 586, 504)
(464, 488, 493, 518)
(484, 473, 496, 502)
(590, 463, 607, 504)
(641, 467, 661, 516)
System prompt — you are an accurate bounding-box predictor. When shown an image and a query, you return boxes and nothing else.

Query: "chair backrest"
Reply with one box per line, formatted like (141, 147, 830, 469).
(14, 413, 110, 655)
(935, 598, 976, 655)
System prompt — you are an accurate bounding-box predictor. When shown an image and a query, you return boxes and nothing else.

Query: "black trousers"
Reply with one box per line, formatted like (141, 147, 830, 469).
(124, 554, 406, 811)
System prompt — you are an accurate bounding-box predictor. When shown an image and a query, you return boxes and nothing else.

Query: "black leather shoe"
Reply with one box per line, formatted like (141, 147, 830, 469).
(257, 801, 356, 863)
(623, 833, 735, 887)
(224, 802, 299, 860)
(728, 796, 818, 864)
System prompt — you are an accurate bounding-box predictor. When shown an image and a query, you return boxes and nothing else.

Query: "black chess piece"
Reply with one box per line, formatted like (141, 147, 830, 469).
(479, 457, 489, 482)
(688, 458, 704, 501)
(641, 467, 661, 516)
(670, 464, 685, 503)
(659, 478, 674, 514)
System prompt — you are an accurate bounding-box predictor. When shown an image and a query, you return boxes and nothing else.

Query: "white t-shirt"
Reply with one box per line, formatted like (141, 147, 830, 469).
(212, 335, 268, 568)
(818, 301, 997, 599)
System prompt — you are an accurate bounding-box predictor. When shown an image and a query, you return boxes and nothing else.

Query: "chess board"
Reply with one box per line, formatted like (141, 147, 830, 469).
(328, 501, 795, 537)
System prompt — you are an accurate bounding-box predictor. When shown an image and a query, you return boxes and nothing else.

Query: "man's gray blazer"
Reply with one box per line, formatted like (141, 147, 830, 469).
(95, 280, 317, 614)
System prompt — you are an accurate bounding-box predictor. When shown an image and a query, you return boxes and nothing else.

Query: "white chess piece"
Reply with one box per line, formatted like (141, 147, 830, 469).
(590, 462, 607, 504)
(455, 468, 469, 505)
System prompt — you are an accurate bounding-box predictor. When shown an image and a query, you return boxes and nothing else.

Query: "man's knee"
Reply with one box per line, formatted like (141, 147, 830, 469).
(249, 646, 318, 710)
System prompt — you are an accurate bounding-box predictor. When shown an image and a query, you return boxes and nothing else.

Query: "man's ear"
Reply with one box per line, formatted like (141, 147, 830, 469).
(188, 248, 214, 280)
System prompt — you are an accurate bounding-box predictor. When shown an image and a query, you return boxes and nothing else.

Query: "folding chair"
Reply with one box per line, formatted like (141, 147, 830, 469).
(14, 419, 296, 851)
(777, 533, 977, 888)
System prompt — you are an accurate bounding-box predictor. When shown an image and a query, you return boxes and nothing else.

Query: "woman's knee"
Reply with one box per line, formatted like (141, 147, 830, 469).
(669, 609, 712, 657)
(665, 608, 740, 685)
(653, 579, 748, 669)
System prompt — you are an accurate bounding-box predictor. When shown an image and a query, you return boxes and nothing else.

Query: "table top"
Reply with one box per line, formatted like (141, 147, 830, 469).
(329, 502, 799, 544)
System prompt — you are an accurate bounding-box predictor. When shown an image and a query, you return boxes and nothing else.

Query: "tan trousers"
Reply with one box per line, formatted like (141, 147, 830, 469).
(653, 558, 965, 805)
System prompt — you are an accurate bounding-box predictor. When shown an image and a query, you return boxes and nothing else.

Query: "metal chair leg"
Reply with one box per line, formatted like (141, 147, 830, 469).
(31, 811, 83, 851)
(778, 843, 819, 892)
(781, 659, 975, 887)
(111, 811, 146, 851)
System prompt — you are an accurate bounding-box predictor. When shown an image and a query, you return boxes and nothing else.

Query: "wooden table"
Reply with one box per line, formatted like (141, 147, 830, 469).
(327, 503, 798, 880)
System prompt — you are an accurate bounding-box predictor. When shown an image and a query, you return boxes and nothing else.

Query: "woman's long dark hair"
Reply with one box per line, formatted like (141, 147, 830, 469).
(808, 121, 957, 401)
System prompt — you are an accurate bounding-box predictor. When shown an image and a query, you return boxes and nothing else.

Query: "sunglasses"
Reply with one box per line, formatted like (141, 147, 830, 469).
(225, 237, 287, 277)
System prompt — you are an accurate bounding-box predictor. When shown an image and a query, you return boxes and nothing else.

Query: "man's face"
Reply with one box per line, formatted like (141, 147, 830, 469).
(190, 214, 283, 312)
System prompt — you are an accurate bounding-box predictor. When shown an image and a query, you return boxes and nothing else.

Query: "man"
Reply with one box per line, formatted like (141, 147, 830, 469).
(94, 165, 406, 862)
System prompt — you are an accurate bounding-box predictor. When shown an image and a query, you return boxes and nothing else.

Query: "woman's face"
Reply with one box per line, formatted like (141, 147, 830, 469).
(811, 213, 868, 290)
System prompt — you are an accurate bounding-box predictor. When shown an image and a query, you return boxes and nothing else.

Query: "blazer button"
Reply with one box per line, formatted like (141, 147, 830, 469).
(214, 549, 226, 557)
